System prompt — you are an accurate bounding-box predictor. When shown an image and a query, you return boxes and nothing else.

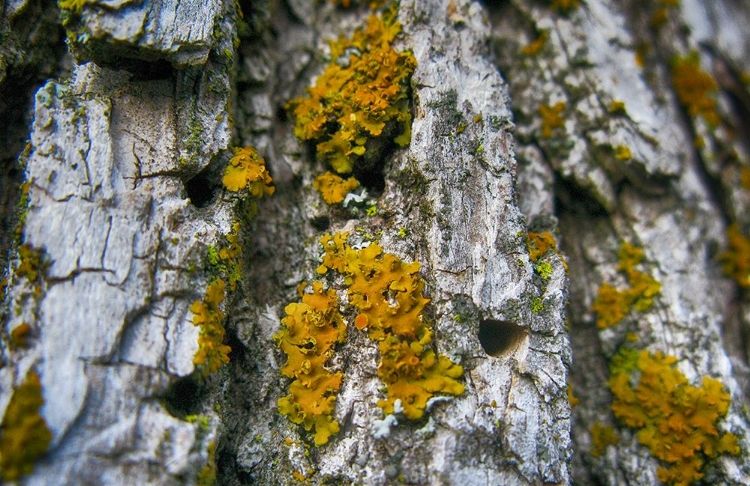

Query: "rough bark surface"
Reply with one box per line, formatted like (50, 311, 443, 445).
(0, 1, 748, 486)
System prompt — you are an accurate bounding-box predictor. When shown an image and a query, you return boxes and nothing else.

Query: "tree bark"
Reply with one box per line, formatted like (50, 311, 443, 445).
(1, 0, 748, 485)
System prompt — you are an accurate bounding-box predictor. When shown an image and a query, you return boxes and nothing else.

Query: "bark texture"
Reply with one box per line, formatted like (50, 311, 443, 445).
(0, 0, 748, 485)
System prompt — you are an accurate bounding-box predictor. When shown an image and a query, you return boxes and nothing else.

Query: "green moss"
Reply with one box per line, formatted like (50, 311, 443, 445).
(590, 422, 619, 458)
(531, 297, 545, 313)
(0, 371, 53, 482)
(536, 261, 553, 281)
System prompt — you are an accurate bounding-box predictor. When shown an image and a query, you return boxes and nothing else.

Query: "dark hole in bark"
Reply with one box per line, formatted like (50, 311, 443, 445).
(186, 166, 218, 208)
(478, 319, 527, 357)
(164, 376, 205, 417)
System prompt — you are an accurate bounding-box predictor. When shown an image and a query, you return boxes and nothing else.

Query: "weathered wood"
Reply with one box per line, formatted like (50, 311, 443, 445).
(0, 0, 748, 485)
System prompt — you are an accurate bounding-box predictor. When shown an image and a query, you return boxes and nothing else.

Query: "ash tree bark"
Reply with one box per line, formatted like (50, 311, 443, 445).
(0, 0, 747, 485)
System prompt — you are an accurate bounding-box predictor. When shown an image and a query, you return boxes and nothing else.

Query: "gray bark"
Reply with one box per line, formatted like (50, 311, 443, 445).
(0, 0, 748, 485)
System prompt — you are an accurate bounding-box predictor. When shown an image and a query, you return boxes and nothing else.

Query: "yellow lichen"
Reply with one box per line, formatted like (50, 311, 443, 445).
(718, 223, 750, 288)
(591, 242, 661, 329)
(521, 30, 548, 57)
(609, 348, 740, 485)
(215, 222, 243, 292)
(196, 441, 217, 486)
(609, 100, 627, 114)
(318, 233, 464, 419)
(312, 172, 360, 205)
(58, 0, 88, 14)
(16, 244, 42, 285)
(288, 12, 416, 174)
(671, 53, 720, 128)
(614, 145, 632, 161)
(538, 102, 566, 138)
(0, 370, 53, 482)
(190, 279, 232, 376)
(222, 146, 275, 197)
(275, 282, 347, 446)
(590, 422, 619, 458)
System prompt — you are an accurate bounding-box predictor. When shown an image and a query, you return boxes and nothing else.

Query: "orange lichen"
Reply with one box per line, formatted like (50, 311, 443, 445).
(275, 282, 347, 446)
(741, 166, 750, 190)
(288, 12, 416, 174)
(590, 422, 619, 458)
(718, 223, 750, 287)
(521, 30, 548, 56)
(567, 380, 579, 407)
(550, 0, 579, 13)
(592, 242, 661, 329)
(527, 231, 568, 272)
(312, 172, 360, 205)
(190, 279, 232, 376)
(671, 53, 720, 128)
(9, 323, 32, 349)
(538, 102, 566, 138)
(317, 233, 464, 419)
(609, 348, 740, 485)
(222, 146, 275, 197)
(635, 42, 649, 69)
(0, 370, 53, 482)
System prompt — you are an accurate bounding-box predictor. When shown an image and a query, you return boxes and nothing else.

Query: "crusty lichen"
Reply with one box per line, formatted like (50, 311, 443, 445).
(288, 11, 416, 174)
(317, 232, 465, 419)
(190, 279, 232, 376)
(609, 348, 740, 485)
(0, 370, 53, 482)
(275, 282, 347, 446)
(591, 242, 661, 329)
(671, 52, 720, 129)
(312, 171, 360, 205)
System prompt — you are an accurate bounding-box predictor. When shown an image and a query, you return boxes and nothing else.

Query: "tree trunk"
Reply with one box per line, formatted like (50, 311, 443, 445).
(1, 0, 748, 485)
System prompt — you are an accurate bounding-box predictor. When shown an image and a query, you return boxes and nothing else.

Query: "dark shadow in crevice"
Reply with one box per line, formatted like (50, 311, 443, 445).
(163, 376, 206, 418)
(185, 157, 224, 208)
(553, 174, 610, 219)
